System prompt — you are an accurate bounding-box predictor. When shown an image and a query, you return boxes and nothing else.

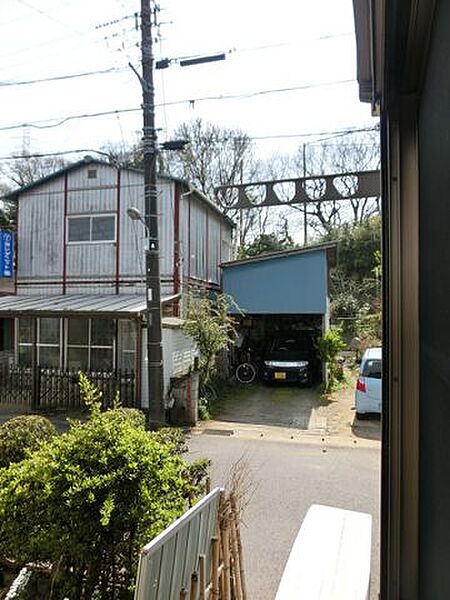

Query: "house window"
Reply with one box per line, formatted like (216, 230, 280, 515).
(17, 317, 61, 368)
(67, 318, 115, 371)
(118, 319, 136, 370)
(67, 215, 115, 243)
(87, 168, 97, 179)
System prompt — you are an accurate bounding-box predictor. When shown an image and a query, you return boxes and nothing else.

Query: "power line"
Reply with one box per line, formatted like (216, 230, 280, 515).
(0, 67, 127, 87)
(250, 125, 379, 141)
(0, 31, 352, 88)
(0, 78, 357, 132)
(0, 126, 379, 161)
(0, 149, 111, 161)
(236, 31, 354, 53)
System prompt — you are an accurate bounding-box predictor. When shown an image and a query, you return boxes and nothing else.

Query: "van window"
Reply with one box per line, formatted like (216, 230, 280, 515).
(362, 359, 382, 379)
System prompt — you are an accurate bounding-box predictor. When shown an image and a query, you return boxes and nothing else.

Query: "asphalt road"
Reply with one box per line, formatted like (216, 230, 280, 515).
(188, 430, 381, 600)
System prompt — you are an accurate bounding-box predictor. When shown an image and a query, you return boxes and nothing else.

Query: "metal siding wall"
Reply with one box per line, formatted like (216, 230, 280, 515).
(158, 182, 175, 279)
(66, 163, 120, 189)
(179, 195, 190, 281)
(17, 180, 64, 281)
(119, 170, 146, 290)
(119, 173, 174, 284)
(66, 244, 116, 278)
(221, 223, 233, 265)
(208, 213, 221, 283)
(189, 198, 207, 280)
(65, 284, 116, 295)
(16, 164, 232, 295)
(66, 189, 116, 214)
(223, 251, 328, 314)
(16, 285, 63, 295)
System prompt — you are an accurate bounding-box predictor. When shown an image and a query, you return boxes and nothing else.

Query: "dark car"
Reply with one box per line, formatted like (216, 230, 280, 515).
(262, 333, 316, 385)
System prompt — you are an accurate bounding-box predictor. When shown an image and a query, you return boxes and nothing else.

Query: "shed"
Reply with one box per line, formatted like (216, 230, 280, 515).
(221, 243, 337, 381)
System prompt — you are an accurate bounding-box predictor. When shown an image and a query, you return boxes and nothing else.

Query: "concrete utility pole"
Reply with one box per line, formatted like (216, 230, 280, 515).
(140, 0, 165, 427)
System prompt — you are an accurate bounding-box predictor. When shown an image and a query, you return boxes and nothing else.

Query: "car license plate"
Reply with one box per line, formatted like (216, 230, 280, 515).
(274, 372, 286, 380)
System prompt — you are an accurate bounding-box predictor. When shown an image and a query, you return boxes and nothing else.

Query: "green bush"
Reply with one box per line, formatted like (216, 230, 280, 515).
(0, 376, 209, 599)
(317, 328, 346, 392)
(108, 406, 146, 429)
(0, 415, 56, 468)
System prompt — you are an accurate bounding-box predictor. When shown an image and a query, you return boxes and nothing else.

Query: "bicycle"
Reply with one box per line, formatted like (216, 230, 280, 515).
(234, 349, 258, 384)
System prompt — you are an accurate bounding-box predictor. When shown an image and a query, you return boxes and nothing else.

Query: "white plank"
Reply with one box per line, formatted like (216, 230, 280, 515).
(275, 504, 372, 600)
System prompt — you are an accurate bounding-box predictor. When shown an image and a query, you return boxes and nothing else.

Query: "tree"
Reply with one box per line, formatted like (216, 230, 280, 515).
(101, 140, 144, 169)
(161, 118, 272, 248)
(321, 215, 382, 340)
(0, 182, 15, 229)
(1, 155, 67, 188)
(239, 218, 296, 258)
(182, 293, 237, 384)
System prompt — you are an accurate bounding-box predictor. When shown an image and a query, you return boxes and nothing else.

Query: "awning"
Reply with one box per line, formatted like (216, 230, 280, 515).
(0, 293, 179, 318)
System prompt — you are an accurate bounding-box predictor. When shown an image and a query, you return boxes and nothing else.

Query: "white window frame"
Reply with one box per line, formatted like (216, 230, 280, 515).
(66, 213, 116, 244)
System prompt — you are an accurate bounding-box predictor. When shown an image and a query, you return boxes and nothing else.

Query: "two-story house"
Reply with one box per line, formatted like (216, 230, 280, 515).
(0, 156, 234, 412)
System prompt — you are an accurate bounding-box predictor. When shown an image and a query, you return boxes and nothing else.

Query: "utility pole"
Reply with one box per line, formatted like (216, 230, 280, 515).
(140, 0, 165, 427)
(302, 143, 308, 246)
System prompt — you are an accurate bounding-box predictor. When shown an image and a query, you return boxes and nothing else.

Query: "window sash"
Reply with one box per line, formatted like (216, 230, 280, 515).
(67, 214, 116, 243)
(17, 317, 62, 367)
(66, 318, 115, 371)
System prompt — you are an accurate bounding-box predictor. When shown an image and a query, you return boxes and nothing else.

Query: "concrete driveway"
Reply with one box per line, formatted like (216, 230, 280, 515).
(214, 383, 327, 430)
(205, 378, 381, 445)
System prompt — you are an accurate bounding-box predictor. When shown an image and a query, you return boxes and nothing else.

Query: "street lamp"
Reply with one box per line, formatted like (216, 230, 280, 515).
(126, 206, 147, 228)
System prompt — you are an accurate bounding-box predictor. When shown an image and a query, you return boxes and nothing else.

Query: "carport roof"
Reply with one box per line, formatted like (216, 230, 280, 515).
(220, 242, 337, 268)
(0, 293, 179, 318)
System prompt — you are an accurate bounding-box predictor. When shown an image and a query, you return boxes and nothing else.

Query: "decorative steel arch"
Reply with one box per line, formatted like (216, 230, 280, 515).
(215, 170, 380, 209)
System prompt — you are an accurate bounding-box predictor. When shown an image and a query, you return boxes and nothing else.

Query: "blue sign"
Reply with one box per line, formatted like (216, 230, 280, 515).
(0, 230, 14, 278)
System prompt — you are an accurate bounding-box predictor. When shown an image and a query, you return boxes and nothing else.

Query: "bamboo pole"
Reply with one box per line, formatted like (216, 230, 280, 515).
(230, 496, 247, 600)
(199, 554, 206, 600)
(211, 537, 220, 600)
(221, 523, 231, 600)
(190, 572, 199, 599)
(230, 517, 243, 600)
(180, 588, 188, 599)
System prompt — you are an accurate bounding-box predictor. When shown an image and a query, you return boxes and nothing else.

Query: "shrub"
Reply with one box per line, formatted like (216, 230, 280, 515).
(0, 415, 56, 468)
(0, 377, 209, 599)
(108, 406, 146, 429)
(317, 328, 346, 392)
(182, 293, 237, 384)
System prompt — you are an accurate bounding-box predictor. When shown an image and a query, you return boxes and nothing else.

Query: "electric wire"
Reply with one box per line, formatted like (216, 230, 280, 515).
(0, 78, 358, 132)
(0, 67, 127, 87)
(0, 125, 379, 161)
(0, 30, 352, 87)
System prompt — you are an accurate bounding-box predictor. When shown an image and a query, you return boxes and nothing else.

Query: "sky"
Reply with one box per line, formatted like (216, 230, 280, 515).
(0, 0, 376, 166)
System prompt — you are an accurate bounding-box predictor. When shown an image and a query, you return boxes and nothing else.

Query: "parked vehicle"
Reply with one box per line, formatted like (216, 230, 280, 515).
(262, 334, 314, 385)
(355, 347, 382, 417)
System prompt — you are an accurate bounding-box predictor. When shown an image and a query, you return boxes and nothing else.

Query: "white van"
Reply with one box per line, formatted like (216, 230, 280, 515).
(355, 347, 382, 417)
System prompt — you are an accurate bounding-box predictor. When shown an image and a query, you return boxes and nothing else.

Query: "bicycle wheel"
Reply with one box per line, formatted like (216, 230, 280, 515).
(235, 362, 256, 384)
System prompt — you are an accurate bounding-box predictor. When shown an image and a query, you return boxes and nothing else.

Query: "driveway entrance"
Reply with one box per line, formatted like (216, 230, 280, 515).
(203, 378, 382, 442)
(214, 383, 326, 431)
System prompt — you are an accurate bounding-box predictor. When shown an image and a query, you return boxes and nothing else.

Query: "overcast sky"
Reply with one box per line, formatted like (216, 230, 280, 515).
(0, 0, 377, 163)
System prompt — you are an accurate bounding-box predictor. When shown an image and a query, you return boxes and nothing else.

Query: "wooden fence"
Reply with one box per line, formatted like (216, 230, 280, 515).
(135, 488, 247, 600)
(0, 364, 135, 410)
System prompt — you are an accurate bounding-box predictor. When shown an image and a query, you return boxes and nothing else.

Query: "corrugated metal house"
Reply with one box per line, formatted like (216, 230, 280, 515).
(0, 157, 234, 412)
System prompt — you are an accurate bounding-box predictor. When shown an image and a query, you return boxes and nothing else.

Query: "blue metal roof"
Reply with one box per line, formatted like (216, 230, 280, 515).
(222, 244, 335, 315)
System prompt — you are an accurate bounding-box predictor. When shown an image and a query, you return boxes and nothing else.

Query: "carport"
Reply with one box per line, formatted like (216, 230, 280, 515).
(221, 242, 337, 382)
